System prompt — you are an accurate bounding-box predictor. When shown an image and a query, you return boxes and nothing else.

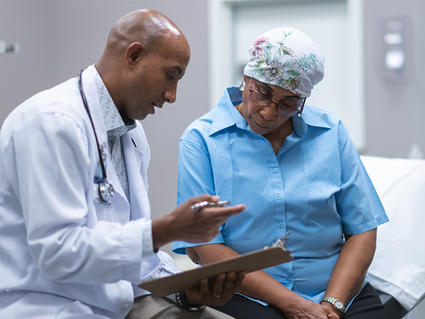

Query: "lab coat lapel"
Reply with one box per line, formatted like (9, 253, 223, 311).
(122, 131, 151, 220)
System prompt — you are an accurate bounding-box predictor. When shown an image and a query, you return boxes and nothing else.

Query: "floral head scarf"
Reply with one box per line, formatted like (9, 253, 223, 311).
(243, 27, 324, 97)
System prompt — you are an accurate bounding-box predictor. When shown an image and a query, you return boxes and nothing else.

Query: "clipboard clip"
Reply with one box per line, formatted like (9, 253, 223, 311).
(265, 232, 290, 251)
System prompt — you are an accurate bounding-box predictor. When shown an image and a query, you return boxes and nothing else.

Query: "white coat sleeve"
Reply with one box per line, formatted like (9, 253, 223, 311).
(9, 111, 146, 284)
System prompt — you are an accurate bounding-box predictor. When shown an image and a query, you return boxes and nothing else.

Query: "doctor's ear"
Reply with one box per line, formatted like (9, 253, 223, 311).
(125, 42, 144, 65)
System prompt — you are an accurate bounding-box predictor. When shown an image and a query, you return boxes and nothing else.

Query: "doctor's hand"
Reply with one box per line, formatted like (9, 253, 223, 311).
(152, 194, 245, 250)
(186, 271, 245, 307)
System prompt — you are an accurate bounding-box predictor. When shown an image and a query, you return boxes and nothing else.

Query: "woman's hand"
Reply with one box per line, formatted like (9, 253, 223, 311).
(320, 302, 341, 318)
(185, 271, 245, 306)
(282, 298, 330, 319)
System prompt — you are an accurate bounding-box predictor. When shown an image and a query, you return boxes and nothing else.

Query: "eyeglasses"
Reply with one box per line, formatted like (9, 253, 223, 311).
(248, 79, 305, 116)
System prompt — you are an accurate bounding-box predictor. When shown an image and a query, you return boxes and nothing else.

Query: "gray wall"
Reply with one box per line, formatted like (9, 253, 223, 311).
(0, 0, 56, 122)
(0, 0, 209, 252)
(363, 0, 425, 157)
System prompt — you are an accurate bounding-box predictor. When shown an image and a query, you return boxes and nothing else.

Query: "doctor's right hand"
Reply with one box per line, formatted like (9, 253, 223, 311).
(151, 194, 245, 251)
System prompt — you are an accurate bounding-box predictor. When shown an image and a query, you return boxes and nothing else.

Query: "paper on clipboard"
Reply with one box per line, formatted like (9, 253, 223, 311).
(138, 237, 293, 296)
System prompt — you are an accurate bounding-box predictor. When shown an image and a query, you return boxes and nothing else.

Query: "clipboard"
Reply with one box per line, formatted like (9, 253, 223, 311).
(138, 245, 293, 296)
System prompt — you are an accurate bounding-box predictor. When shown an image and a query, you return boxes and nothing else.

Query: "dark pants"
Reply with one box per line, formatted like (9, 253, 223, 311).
(212, 283, 385, 319)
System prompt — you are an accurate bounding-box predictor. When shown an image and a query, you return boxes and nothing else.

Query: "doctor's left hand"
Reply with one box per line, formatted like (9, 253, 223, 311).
(186, 271, 245, 306)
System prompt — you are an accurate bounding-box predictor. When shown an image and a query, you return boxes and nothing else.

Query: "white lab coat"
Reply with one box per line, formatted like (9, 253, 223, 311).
(0, 66, 177, 319)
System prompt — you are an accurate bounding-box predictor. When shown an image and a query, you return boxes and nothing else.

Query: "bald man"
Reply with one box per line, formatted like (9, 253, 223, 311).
(0, 9, 244, 319)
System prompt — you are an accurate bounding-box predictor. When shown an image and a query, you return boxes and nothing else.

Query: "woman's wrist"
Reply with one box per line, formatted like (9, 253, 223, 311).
(270, 287, 308, 314)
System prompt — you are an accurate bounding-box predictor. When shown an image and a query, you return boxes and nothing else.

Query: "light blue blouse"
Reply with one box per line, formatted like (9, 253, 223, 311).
(173, 87, 388, 305)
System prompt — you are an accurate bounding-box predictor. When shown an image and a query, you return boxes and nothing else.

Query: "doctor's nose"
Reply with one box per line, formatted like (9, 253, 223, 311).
(164, 86, 177, 104)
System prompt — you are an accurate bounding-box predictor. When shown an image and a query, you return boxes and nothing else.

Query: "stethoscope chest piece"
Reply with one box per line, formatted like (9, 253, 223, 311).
(99, 180, 115, 203)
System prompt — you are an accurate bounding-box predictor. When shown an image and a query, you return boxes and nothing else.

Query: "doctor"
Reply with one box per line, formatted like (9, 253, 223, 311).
(0, 9, 245, 319)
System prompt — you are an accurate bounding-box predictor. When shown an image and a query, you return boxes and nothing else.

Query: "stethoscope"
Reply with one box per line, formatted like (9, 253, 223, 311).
(78, 70, 115, 203)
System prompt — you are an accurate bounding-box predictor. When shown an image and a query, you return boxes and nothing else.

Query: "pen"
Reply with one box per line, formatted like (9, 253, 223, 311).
(190, 200, 230, 212)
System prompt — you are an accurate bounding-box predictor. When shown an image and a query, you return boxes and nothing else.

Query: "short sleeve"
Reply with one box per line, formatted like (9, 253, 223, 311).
(172, 135, 225, 254)
(335, 122, 388, 235)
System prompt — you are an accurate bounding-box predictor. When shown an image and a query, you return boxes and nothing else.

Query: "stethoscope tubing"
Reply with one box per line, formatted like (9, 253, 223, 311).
(78, 70, 113, 203)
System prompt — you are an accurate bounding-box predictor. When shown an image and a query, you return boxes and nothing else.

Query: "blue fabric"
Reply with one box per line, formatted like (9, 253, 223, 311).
(173, 87, 388, 305)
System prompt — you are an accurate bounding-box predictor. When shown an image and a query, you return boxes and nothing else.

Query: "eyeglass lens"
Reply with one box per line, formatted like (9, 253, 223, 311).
(250, 89, 303, 113)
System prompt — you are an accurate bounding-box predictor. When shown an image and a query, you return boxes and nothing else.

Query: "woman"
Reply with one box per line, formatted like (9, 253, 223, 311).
(173, 28, 388, 319)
